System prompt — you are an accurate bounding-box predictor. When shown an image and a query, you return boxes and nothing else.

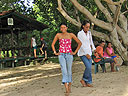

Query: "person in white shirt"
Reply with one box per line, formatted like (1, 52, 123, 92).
(31, 35, 37, 58)
(77, 20, 96, 87)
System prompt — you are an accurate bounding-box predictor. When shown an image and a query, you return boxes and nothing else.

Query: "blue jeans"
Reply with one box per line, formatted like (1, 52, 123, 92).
(80, 55, 92, 84)
(58, 53, 73, 83)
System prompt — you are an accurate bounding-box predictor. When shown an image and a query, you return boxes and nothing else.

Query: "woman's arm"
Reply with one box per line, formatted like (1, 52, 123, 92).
(106, 48, 112, 56)
(112, 48, 119, 57)
(51, 33, 59, 55)
(71, 33, 82, 55)
(111, 48, 115, 56)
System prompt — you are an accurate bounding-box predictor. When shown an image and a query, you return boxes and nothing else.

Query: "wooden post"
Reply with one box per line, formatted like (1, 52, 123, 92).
(2, 34, 4, 50)
(11, 29, 14, 56)
(24, 61, 27, 66)
(26, 31, 29, 56)
(11, 29, 15, 68)
(17, 32, 20, 56)
(12, 62, 14, 68)
(7, 50, 9, 57)
(30, 31, 32, 56)
(0, 63, 3, 69)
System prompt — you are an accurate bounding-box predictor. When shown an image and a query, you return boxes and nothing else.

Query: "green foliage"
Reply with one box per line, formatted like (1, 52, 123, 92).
(0, 0, 20, 11)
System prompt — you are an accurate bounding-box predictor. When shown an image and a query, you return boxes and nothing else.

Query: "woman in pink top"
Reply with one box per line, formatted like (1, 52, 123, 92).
(104, 42, 119, 71)
(51, 23, 81, 94)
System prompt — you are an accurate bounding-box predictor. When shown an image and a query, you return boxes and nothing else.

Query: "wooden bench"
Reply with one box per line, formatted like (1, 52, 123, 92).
(0, 55, 44, 69)
(92, 55, 106, 74)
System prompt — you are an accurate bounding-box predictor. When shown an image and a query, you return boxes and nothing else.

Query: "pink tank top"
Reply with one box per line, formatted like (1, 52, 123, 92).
(59, 39, 72, 53)
(104, 47, 113, 58)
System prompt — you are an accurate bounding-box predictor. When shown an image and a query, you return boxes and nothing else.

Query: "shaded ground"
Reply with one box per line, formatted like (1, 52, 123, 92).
(0, 61, 128, 96)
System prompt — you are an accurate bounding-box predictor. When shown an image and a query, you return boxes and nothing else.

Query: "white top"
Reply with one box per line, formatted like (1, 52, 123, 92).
(77, 29, 96, 56)
(32, 37, 37, 47)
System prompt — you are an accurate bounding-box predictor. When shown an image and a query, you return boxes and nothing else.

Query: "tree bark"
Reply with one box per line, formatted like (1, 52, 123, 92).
(57, 0, 81, 27)
(94, 0, 113, 22)
(103, 0, 125, 5)
(92, 30, 110, 42)
(70, 0, 113, 31)
(57, 0, 128, 65)
(110, 28, 128, 61)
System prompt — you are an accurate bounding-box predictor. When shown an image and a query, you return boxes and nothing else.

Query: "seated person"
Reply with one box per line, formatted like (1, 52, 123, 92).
(94, 41, 115, 72)
(104, 42, 120, 71)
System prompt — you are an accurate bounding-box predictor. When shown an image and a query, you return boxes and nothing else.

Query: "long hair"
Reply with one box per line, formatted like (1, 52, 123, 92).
(81, 20, 90, 29)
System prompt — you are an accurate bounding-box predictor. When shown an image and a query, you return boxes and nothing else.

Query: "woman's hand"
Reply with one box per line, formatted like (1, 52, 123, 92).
(54, 52, 60, 55)
(70, 52, 76, 55)
(85, 54, 91, 59)
(111, 53, 115, 56)
(116, 55, 119, 58)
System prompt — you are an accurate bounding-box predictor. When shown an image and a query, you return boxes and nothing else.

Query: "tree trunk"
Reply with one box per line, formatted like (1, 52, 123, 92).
(57, 0, 128, 66)
(110, 28, 128, 65)
(122, 61, 128, 66)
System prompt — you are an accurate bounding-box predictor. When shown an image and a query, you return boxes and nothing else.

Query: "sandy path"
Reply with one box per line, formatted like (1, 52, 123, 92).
(0, 61, 128, 96)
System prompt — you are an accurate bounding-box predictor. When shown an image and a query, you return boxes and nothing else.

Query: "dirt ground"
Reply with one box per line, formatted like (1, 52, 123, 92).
(0, 61, 128, 96)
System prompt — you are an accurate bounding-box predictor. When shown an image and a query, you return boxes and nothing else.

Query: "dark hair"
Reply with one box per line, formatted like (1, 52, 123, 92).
(106, 41, 111, 46)
(81, 20, 90, 29)
(99, 40, 105, 44)
(32, 35, 36, 37)
(59, 23, 67, 27)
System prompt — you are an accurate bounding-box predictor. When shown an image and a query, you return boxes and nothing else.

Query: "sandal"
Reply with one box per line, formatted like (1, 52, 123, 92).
(80, 80, 87, 87)
(86, 84, 93, 87)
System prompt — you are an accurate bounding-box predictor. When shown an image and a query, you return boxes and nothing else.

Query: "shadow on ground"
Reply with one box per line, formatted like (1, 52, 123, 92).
(0, 61, 127, 96)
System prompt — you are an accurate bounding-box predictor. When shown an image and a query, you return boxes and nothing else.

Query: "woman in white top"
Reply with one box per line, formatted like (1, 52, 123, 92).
(31, 35, 37, 58)
(77, 20, 96, 87)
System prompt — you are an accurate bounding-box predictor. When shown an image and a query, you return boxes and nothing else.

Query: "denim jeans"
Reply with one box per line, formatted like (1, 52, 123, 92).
(58, 53, 73, 83)
(99, 58, 114, 72)
(80, 55, 92, 84)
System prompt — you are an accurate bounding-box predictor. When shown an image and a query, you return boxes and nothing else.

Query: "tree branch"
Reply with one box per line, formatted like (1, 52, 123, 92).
(70, 0, 113, 32)
(108, 4, 127, 32)
(116, 26, 128, 46)
(92, 30, 110, 41)
(103, 0, 125, 5)
(94, 0, 113, 22)
(74, 7, 81, 24)
(113, 5, 121, 27)
(57, 0, 81, 27)
(91, 11, 98, 30)
(121, 10, 128, 15)
(121, 1, 128, 15)
(108, 4, 128, 45)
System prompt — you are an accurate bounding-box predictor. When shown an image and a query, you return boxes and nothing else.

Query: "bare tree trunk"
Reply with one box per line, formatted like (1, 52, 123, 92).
(110, 28, 128, 61)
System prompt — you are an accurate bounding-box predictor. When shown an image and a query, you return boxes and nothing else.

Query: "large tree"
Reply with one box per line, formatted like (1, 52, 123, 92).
(57, 0, 128, 65)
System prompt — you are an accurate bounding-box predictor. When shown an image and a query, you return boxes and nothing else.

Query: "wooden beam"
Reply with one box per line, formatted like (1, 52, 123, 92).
(0, 28, 11, 30)
(11, 28, 14, 56)
(2, 34, 4, 49)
